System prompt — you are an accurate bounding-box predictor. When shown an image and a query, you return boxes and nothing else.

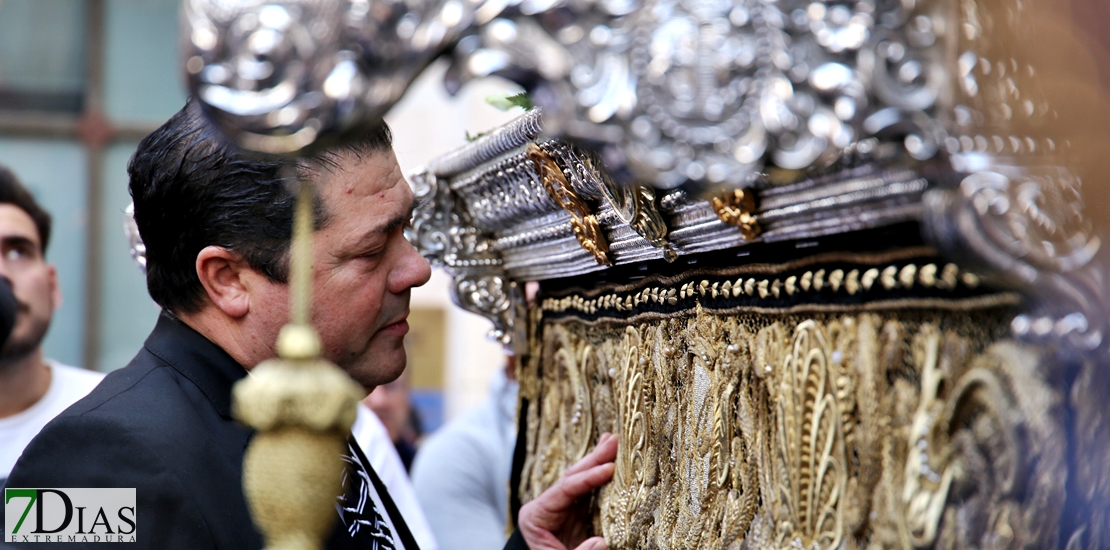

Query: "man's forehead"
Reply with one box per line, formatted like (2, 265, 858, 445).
(318, 148, 402, 190)
(0, 203, 41, 244)
(318, 149, 409, 206)
(314, 149, 415, 242)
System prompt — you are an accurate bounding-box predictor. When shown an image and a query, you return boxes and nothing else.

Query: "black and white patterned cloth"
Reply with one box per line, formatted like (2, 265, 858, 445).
(336, 441, 400, 550)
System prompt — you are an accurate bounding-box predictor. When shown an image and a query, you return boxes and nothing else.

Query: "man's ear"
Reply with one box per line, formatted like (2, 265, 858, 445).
(195, 246, 252, 318)
(47, 264, 61, 310)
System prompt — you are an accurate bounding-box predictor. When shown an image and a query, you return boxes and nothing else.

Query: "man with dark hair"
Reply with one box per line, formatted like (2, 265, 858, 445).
(0, 166, 103, 487)
(5, 101, 615, 550)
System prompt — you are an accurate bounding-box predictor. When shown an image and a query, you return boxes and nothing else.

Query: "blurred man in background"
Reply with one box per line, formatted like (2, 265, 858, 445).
(365, 367, 422, 470)
(411, 356, 519, 549)
(0, 166, 103, 487)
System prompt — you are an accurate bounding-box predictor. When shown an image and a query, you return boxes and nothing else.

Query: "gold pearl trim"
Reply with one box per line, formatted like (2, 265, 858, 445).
(540, 262, 981, 313)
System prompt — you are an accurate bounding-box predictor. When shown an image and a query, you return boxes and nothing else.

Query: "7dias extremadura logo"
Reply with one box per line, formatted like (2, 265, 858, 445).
(4, 488, 136, 543)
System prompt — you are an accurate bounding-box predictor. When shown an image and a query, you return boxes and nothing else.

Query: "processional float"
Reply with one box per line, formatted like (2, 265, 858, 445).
(179, 0, 1110, 547)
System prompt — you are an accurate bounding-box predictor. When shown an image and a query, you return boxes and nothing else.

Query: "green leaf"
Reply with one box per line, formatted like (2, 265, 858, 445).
(485, 92, 533, 111)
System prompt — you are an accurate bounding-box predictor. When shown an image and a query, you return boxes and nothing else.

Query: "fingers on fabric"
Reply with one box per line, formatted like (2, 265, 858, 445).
(545, 462, 616, 512)
(563, 432, 618, 477)
(521, 433, 618, 550)
(572, 536, 608, 550)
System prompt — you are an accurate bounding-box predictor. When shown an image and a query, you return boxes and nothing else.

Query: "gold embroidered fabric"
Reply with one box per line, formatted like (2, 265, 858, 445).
(518, 253, 1082, 549)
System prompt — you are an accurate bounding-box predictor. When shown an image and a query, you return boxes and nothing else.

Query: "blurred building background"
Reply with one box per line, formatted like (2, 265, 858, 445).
(0, 0, 520, 430)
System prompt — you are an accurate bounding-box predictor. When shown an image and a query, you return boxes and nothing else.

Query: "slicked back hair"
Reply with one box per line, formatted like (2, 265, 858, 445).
(0, 166, 52, 255)
(128, 99, 392, 313)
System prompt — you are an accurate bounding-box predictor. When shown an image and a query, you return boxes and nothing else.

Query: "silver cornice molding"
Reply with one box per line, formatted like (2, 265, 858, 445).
(409, 107, 1106, 361)
(408, 109, 944, 348)
(428, 108, 544, 178)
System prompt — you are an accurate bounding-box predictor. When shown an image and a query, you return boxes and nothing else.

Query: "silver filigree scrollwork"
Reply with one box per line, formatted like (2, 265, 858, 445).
(407, 166, 453, 265)
(922, 169, 1106, 357)
(408, 166, 523, 349)
(622, 0, 764, 187)
(182, 0, 354, 154)
(183, 0, 471, 154)
(185, 0, 950, 191)
(438, 0, 950, 193)
(452, 273, 525, 347)
(446, 0, 950, 191)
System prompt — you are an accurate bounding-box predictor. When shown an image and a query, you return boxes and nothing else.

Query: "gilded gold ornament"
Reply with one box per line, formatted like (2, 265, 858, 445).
(710, 189, 761, 240)
(527, 143, 611, 265)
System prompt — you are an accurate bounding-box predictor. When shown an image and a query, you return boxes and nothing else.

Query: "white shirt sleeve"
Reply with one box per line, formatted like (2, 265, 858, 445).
(352, 403, 439, 550)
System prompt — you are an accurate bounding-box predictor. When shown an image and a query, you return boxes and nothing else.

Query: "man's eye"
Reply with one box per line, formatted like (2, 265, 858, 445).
(4, 247, 29, 261)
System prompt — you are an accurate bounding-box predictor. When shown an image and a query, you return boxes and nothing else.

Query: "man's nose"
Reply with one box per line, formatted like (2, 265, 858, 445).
(388, 240, 432, 294)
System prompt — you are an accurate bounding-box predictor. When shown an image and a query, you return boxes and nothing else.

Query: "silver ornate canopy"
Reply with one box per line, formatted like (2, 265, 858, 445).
(180, 0, 1107, 359)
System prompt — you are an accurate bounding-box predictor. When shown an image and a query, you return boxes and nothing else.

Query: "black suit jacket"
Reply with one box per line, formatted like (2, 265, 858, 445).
(4, 313, 529, 549)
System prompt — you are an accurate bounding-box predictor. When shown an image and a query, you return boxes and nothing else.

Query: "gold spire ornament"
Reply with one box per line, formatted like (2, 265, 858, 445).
(232, 179, 365, 550)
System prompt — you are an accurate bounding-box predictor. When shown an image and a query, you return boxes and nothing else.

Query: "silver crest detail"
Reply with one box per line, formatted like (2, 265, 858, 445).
(405, 112, 546, 348)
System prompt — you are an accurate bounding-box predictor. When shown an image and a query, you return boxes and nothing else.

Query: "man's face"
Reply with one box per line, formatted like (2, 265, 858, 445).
(256, 149, 431, 388)
(0, 204, 58, 365)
